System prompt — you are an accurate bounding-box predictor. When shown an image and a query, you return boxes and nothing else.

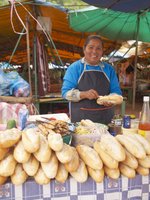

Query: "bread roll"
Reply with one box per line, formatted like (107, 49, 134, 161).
(0, 147, 9, 161)
(97, 94, 123, 105)
(104, 166, 120, 179)
(13, 140, 31, 163)
(94, 141, 118, 169)
(116, 134, 146, 159)
(55, 163, 68, 183)
(41, 152, 58, 179)
(87, 166, 104, 183)
(70, 159, 88, 183)
(136, 165, 149, 176)
(122, 149, 138, 169)
(0, 153, 17, 177)
(23, 155, 39, 176)
(138, 155, 150, 168)
(100, 134, 126, 162)
(48, 133, 63, 152)
(76, 145, 103, 170)
(11, 163, 28, 185)
(64, 147, 79, 172)
(123, 133, 150, 155)
(119, 163, 136, 178)
(56, 144, 74, 164)
(34, 134, 51, 163)
(0, 128, 21, 148)
(0, 176, 7, 185)
(22, 128, 40, 153)
(34, 166, 50, 185)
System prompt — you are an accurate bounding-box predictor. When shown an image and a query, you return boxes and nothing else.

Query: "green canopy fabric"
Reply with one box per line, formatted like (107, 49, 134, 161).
(69, 7, 150, 43)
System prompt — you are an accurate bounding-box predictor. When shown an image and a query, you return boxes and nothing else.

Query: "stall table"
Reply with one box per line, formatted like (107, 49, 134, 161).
(0, 175, 149, 200)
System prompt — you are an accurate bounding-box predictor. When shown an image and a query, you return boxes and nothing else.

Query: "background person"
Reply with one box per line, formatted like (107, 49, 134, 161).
(61, 35, 122, 124)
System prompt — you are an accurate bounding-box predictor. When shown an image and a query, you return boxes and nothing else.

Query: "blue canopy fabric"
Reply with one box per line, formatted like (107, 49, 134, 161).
(81, 0, 150, 13)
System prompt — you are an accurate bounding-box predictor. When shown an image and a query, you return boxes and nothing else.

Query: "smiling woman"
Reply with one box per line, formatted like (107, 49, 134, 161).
(61, 35, 122, 125)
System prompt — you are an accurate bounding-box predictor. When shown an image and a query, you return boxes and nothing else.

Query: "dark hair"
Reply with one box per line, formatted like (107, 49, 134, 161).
(83, 35, 103, 50)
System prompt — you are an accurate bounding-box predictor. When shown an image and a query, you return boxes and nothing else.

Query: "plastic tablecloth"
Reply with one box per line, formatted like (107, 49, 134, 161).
(0, 175, 149, 200)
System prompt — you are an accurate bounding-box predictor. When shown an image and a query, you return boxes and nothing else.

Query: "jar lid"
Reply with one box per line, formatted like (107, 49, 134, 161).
(143, 96, 150, 102)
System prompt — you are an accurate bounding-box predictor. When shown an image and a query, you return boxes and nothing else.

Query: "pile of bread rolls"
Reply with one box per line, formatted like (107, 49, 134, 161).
(0, 125, 150, 186)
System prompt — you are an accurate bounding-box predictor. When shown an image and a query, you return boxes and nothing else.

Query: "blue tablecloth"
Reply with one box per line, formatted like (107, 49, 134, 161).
(0, 175, 149, 200)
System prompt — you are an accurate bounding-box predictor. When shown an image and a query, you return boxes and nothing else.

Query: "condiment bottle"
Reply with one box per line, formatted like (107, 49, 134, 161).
(138, 96, 150, 140)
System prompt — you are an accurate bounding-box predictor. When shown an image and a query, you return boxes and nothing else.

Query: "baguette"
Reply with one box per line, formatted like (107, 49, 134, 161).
(56, 144, 74, 164)
(13, 140, 31, 163)
(100, 134, 126, 162)
(22, 128, 40, 153)
(0, 147, 9, 161)
(123, 133, 150, 155)
(0, 153, 17, 177)
(64, 147, 79, 172)
(94, 141, 118, 169)
(11, 163, 28, 185)
(41, 152, 58, 179)
(23, 155, 39, 176)
(76, 144, 103, 170)
(0, 128, 21, 148)
(136, 165, 149, 176)
(48, 133, 63, 152)
(55, 163, 68, 183)
(87, 166, 104, 183)
(70, 159, 88, 183)
(97, 95, 123, 105)
(104, 166, 120, 179)
(34, 134, 51, 163)
(119, 163, 136, 178)
(116, 134, 146, 159)
(138, 155, 150, 168)
(0, 176, 7, 185)
(34, 166, 50, 185)
(122, 149, 138, 169)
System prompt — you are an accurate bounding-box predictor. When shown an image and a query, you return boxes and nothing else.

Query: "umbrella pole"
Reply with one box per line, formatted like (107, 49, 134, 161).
(132, 13, 140, 110)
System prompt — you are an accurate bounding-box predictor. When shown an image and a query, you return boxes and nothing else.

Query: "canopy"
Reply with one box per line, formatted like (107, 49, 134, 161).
(81, 0, 150, 12)
(0, 1, 119, 65)
(69, 7, 150, 43)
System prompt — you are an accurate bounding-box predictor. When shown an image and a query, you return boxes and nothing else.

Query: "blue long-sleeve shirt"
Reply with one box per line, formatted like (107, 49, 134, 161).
(61, 59, 122, 98)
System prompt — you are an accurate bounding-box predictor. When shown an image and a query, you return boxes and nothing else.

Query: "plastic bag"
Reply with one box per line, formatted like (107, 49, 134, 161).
(0, 69, 30, 97)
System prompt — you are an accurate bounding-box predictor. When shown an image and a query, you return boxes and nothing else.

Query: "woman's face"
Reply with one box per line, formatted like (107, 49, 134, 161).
(83, 38, 103, 65)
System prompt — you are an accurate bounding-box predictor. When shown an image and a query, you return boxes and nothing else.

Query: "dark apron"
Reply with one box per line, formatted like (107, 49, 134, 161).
(70, 63, 114, 124)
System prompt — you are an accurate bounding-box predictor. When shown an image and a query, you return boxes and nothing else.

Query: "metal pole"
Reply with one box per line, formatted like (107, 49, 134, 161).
(132, 13, 140, 109)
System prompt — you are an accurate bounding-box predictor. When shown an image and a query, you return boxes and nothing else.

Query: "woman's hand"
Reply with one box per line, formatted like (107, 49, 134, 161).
(80, 89, 99, 100)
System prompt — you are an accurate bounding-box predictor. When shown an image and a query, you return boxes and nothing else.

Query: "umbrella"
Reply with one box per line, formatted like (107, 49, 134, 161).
(68, 6, 150, 109)
(81, 0, 150, 13)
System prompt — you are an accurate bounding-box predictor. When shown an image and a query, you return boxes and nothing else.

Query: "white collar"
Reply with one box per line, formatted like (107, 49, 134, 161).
(81, 57, 104, 67)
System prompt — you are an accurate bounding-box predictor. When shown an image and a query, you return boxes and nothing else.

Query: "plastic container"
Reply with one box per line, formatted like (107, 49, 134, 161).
(138, 96, 150, 140)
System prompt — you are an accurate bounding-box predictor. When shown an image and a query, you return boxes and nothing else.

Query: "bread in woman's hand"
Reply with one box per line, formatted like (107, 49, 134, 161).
(97, 94, 123, 105)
